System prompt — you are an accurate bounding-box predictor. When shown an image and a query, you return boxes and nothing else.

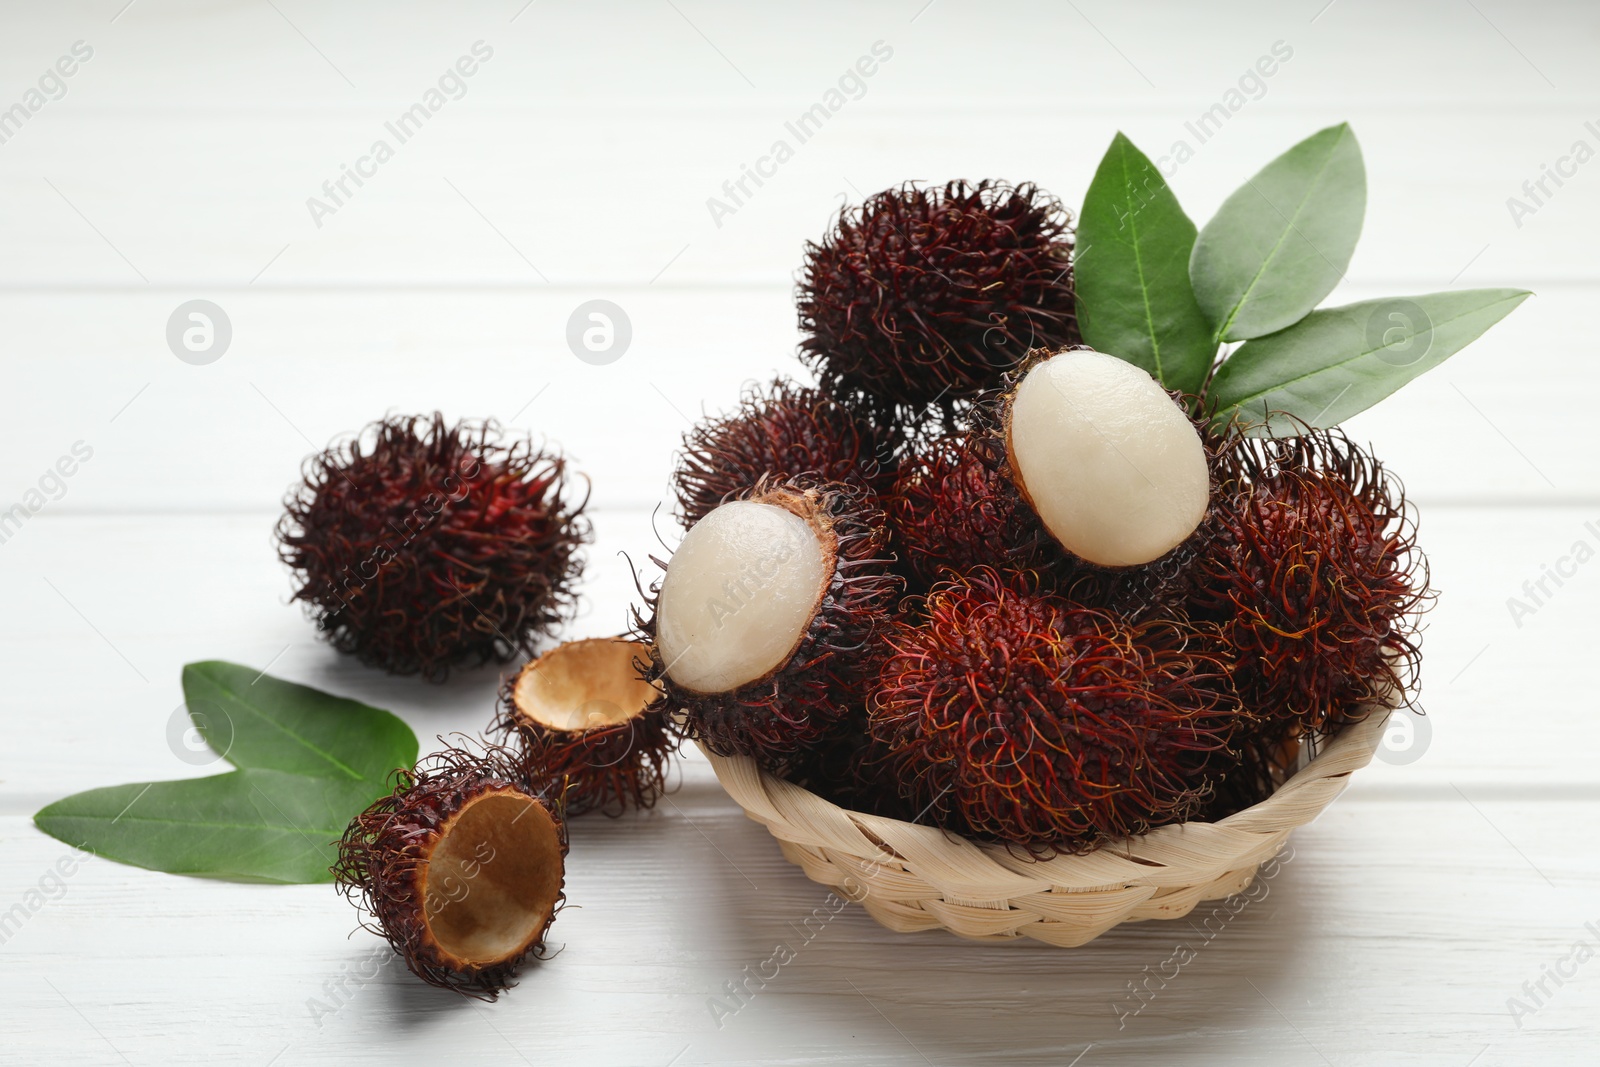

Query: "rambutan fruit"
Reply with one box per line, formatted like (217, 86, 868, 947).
(334, 744, 567, 999)
(1199, 728, 1303, 822)
(634, 475, 901, 771)
(494, 637, 674, 817)
(672, 378, 895, 529)
(869, 568, 1247, 852)
(276, 413, 590, 682)
(779, 708, 927, 823)
(886, 431, 1065, 591)
(1190, 427, 1429, 736)
(1000, 348, 1210, 568)
(797, 180, 1078, 422)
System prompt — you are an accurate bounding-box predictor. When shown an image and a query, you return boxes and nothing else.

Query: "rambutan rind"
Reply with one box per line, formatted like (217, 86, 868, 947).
(798, 180, 1078, 422)
(869, 568, 1249, 852)
(494, 638, 676, 817)
(672, 377, 897, 529)
(887, 430, 1066, 593)
(276, 413, 590, 682)
(333, 744, 567, 999)
(1190, 425, 1431, 736)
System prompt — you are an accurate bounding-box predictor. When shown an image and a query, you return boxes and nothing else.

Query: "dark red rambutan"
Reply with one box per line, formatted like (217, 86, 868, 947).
(1199, 727, 1303, 822)
(276, 413, 590, 682)
(887, 431, 1066, 592)
(634, 475, 901, 772)
(1189, 428, 1430, 735)
(780, 708, 929, 824)
(869, 568, 1248, 851)
(797, 180, 1078, 422)
(333, 744, 567, 999)
(494, 637, 675, 817)
(673, 378, 896, 529)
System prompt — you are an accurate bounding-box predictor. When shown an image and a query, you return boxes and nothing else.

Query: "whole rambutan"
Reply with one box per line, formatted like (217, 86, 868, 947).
(673, 378, 895, 529)
(276, 413, 590, 682)
(869, 568, 1247, 852)
(634, 475, 901, 772)
(797, 180, 1078, 422)
(887, 431, 1065, 591)
(334, 744, 567, 999)
(1190, 427, 1429, 736)
(494, 637, 675, 817)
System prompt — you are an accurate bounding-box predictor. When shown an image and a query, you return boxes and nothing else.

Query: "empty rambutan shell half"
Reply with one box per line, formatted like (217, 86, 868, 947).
(334, 746, 567, 999)
(1004, 348, 1209, 567)
(495, 637, 674, 816)
(634, 475, 900, 768)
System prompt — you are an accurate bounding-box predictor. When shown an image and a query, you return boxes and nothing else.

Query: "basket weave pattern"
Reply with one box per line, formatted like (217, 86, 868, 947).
(699, 708, 1389, 946)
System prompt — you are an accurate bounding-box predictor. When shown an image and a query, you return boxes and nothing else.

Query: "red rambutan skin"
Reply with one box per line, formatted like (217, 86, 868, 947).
(1189, 428, 1430, 736)
(869, 568, 1247, 851)
(797, 181, 1079, 421)
(494, 672, 675, 818)
(887, 431, 1066, 593)
(673, 378, 896, 529)
(634, 476, 903, 773)
(276, 414, 590, 682)
(333, 745, 567, 999)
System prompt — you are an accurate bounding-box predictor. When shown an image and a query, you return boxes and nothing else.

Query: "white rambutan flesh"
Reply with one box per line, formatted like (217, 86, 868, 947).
(1006, 348, 1209, 567)
(654, 500, 829, 694)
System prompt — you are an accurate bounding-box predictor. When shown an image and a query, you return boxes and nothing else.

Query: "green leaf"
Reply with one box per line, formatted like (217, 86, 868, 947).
(1075, 131, 1215, 395)
(182, 661, 417, 787)
(33, 769, 382, 883)
(1208, 289, 1532, 435)
(1190, 123, 1366, 342)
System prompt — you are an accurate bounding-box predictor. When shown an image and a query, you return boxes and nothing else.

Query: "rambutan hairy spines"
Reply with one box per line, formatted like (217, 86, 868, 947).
(869, 568, 1247, 851)
(887, 431, 1066, 591)
(798, 180, 1079, 423)
(276, 413, 590, 682)
(1192, 427, 1431, 735)
(634, 475, 902, 771)
(334, 744, 567, 999)
(673, 378, 896, 529)
(495, 638, 676, 817)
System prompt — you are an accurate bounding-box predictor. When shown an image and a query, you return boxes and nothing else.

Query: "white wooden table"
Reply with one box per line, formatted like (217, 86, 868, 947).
(2, 2, 1596, 1063)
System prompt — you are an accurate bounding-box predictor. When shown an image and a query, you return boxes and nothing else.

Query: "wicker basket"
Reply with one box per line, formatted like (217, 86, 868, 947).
(697, 705, 1390, 946)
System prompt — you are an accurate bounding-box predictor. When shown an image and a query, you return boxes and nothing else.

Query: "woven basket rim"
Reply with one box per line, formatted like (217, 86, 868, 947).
(696, 701, 1393, 899)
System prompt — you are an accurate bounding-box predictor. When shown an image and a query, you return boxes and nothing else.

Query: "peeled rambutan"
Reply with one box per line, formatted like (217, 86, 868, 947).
(494, 637, 675, 817)
(999, 347, 1211, 568)
(334, 744, 567, 999)
(1190, 427, 1430, 736)
(887, 431, 1065, 591)
(797, 180, 1078, 421)
(869, 568, 1247, 851)
(276, 413, 590, 682)
(672, 378, 896, 529)
(634, 475, 901, 771)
